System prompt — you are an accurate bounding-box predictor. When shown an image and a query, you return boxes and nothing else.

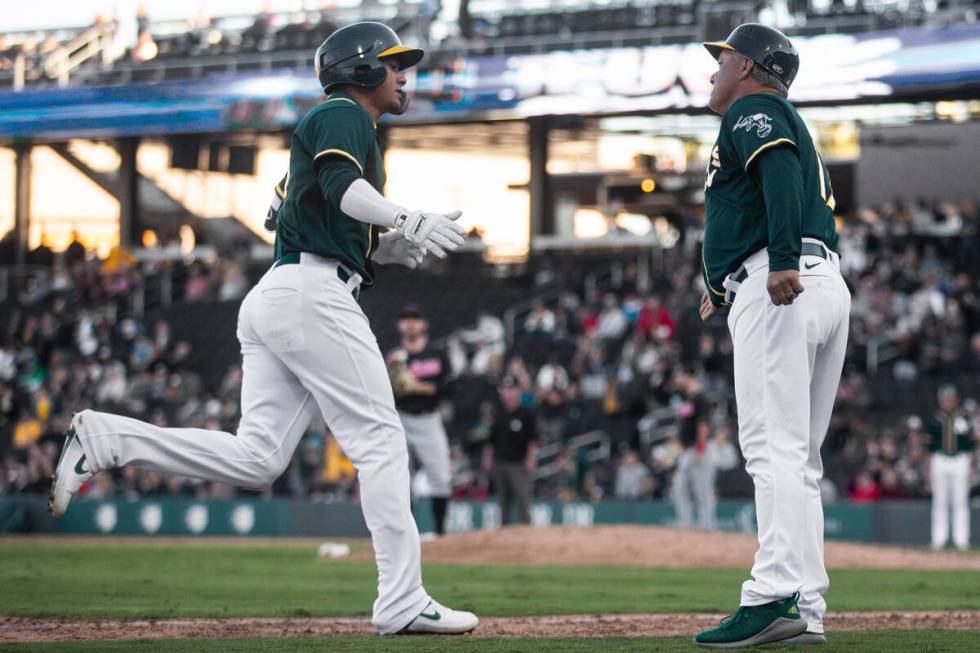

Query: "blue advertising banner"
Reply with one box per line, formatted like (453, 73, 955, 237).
(1, 23, 978, 140)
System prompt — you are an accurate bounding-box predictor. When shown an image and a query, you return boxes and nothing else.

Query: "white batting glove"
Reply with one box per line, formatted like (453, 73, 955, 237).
(394, 210, 466, 258)
(373, 231, 425, 269)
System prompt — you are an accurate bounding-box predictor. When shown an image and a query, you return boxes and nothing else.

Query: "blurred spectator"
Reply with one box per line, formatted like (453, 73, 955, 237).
(614, 449, 652, 499)
(635, 295, 676, 341)
(489, 380, 537, 525)
(673, 420, 738, 528)
(458, 311, 505, 376)
(849, 471, 882, 503)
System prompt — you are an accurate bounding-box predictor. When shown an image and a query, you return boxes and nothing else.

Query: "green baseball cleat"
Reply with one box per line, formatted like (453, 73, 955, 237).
(694, 593, 806, 648)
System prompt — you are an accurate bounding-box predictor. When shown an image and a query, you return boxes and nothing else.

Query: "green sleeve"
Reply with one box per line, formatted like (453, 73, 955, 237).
(306, 106, 375, 179)
(317, 161, 361, 206)
(727, 97, 799, 171)
(751, 147, 803, 272)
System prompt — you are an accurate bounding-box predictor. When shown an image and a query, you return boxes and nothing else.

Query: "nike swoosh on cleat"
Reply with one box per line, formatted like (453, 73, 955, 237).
(419, 609, 441, 621)
(74, 454, 89, 475)
(804, 262, 820, 269)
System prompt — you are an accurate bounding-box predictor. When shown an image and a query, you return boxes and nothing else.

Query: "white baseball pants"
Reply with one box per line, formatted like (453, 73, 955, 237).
(399, 411, 452, 497)
(931, 453, 971, 550)
(727, 243, 850, 634)
(74, 255, 429, 633)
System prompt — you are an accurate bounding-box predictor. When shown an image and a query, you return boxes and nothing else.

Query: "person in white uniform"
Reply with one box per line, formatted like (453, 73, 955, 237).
(926, 385, 975, 551)
(695, 23, 850, 648)
(48, 21, 478, 636)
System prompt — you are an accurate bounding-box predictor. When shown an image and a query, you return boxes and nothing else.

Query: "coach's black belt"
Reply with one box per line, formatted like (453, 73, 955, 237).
(274, 253, 360, 298)
(725, 242, 829, 304)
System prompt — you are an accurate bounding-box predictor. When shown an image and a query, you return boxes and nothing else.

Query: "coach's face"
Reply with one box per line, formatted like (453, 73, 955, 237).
(708, 50, 752, 115)
(375, 60, 407, 115)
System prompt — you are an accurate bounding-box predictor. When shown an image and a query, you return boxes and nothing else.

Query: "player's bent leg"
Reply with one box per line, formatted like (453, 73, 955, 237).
(49, 285, 317, 518)
(70, 338, 313, 487)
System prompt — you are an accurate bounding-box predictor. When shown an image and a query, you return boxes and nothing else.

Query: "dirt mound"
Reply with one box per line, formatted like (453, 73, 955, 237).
(3, 612, 979, 643)
(402, 526, 980, 570)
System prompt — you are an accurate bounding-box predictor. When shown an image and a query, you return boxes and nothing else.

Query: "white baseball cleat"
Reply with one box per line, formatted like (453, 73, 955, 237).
(401, 599, 479, 634)
(48, 415, 94, 518)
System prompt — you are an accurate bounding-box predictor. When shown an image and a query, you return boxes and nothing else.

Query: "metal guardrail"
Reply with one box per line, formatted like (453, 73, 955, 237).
(533, 429, 610, 482)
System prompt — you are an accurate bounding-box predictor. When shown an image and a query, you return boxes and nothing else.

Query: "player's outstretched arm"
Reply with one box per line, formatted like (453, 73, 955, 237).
(339, 179, 465, 258)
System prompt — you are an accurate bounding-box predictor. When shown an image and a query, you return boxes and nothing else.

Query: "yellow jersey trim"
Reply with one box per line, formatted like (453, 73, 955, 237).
(744, 138, 796, 170)
(314, 148, 363, 174)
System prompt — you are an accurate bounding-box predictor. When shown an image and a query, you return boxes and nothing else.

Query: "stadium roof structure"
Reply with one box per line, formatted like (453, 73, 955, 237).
(1, 23, 979, 141)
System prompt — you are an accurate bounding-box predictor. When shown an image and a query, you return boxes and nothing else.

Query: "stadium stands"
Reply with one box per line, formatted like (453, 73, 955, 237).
(1, 0, 978, 89)
(2, 200, 978, 505)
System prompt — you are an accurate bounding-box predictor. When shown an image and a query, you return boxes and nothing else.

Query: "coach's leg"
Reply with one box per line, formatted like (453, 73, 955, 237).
(952, 454, 971, 550)
(729, 271, 810, 607)
(76, 281, 315, 487)
(931, 455, 950, 549)
(512, 463, 533, 524)
(797, 277, 850, 633)
(283, 269, 428, 634)
(495, 463, 514, 526)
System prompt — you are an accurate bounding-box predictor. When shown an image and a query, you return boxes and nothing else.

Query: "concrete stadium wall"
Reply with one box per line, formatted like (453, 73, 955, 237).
(1, 497, 976, 547)
(857, 121, 980, 207)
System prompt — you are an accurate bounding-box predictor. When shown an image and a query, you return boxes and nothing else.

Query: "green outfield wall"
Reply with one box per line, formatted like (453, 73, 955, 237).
(1, 497, 974, 546)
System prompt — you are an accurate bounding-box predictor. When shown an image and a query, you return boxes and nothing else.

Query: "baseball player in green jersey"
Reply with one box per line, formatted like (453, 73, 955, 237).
(925, 385, 975, 550)
(694, 24, 851, 648)
(49, 21, 478, 635)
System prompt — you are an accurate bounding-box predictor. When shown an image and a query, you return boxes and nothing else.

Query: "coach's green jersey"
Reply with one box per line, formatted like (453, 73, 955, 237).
(275, 91, 384, 285)
(702, 92, 838, 307)
(924, 411, 975, 455)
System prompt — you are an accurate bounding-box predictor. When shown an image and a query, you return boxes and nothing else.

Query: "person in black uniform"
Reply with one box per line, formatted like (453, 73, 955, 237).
(489, 379, 538, 525)
(388, 306, 453, 536)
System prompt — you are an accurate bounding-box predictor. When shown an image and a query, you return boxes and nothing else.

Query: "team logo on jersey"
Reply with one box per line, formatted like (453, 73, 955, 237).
(733, 113, 773, 138)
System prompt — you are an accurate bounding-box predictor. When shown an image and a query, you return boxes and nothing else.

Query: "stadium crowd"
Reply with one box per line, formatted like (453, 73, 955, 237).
(1, 200, 979, 519)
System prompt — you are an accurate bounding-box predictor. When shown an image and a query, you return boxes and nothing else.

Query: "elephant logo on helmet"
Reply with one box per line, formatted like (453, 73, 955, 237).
(733, 113, 773, 138)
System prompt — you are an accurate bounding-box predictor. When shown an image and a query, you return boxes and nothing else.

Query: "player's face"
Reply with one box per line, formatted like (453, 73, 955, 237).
(375, 60, 407, 115)
(398, 317, 427, 340)
(708, 50, 748, 115)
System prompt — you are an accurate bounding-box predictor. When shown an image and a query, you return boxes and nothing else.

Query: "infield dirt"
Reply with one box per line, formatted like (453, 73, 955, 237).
(400, 525, 980, 570)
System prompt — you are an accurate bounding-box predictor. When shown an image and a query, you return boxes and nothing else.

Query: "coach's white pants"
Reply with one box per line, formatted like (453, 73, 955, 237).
(931, 453, 971, 550)
(75, 258, 429, 633)
(727, 245, 850, 634)
(399, 411, 452, 497)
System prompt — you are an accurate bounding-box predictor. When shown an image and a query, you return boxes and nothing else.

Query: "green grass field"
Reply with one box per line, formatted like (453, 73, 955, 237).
(2, 538, 979, 652)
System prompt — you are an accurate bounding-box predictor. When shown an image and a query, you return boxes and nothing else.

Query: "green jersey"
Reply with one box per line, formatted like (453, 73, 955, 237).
(702, 92, 838, 307)
(924, 411, 975, 455)
(274, 92, 385, 285)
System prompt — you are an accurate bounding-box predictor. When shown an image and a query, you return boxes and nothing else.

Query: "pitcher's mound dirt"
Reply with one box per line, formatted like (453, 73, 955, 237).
(399, 526, 980, 570)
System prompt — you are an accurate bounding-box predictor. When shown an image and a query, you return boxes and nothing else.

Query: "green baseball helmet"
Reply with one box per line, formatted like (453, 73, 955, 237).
(315, 22, 423, 112)
(704, 23, 799, 89)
